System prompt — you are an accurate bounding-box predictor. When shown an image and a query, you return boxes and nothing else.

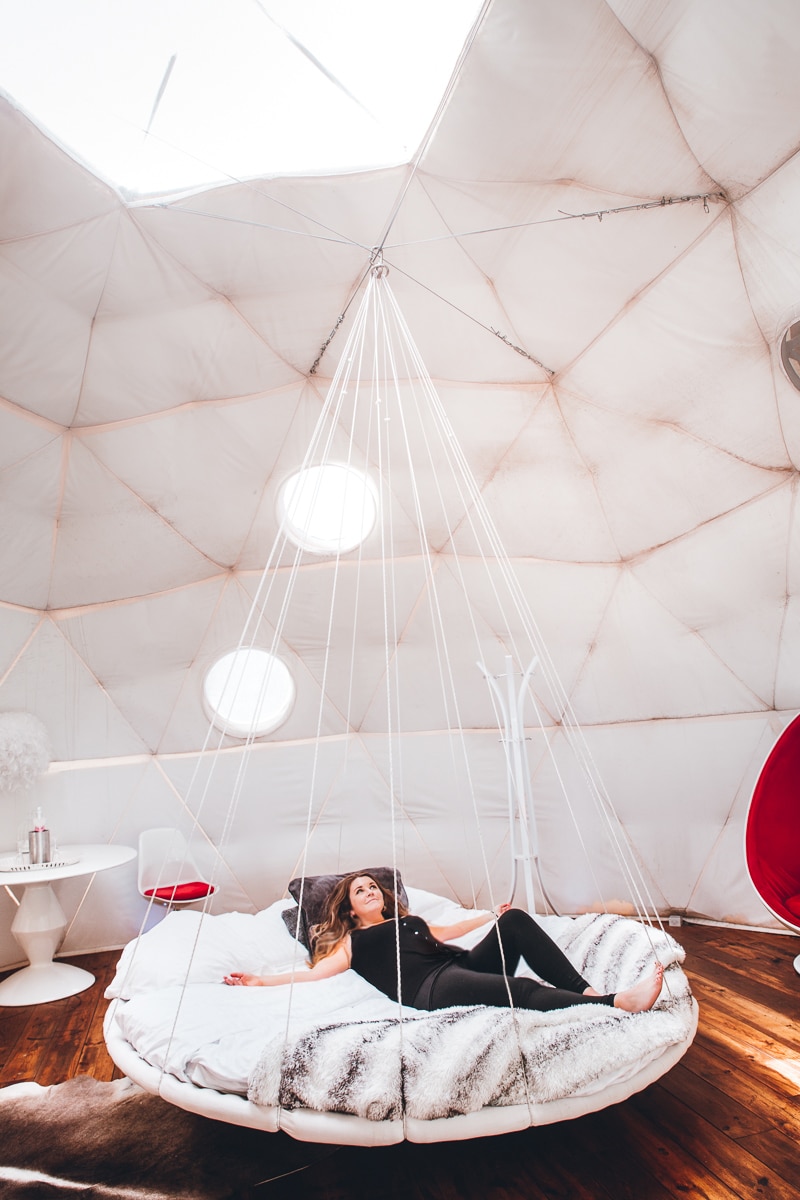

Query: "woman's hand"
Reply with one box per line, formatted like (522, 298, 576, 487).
(223, 972, 265, 987)
(494, 902, 511, 917)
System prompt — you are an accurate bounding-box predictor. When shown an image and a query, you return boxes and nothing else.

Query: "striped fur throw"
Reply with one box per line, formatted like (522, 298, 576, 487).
(248, 914, 694, 1121)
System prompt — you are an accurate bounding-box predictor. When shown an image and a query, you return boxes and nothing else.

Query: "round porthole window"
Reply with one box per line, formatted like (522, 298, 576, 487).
(779, 321, 800, 392)
(203, 648, 295, 737)
(277, 463, 378, 554)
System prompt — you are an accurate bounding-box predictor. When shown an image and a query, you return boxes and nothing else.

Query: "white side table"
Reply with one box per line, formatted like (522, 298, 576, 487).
(0, 843, 136, 1006)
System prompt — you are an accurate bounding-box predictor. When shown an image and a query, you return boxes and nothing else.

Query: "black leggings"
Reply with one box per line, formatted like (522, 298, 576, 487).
(424, 909, 615, 1012)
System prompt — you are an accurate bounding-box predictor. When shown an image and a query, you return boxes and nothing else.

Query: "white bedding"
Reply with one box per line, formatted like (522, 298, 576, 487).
(106, 890, 695, 1114)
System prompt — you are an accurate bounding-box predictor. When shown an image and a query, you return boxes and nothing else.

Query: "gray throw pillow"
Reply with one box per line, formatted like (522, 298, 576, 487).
(281, 868, 408, 950)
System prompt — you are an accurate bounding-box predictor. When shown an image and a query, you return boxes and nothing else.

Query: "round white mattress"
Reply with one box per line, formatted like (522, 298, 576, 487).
(102, 893, 698, 1144)
(104, 998, 698, 1144)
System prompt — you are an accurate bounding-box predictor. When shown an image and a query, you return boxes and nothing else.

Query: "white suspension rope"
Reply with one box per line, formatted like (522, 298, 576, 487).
(147, 262, 673, 1122)
(367, 268, 536, 1120)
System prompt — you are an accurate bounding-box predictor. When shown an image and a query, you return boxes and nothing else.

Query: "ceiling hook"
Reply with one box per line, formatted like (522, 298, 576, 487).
(370, 248, 389, 278)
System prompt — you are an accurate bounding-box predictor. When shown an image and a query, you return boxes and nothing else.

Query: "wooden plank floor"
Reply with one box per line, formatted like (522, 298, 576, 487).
(1, 923, 799, 1199)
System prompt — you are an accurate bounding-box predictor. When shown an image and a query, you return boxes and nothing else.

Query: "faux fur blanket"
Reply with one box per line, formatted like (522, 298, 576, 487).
(248, 914, 695, 1121)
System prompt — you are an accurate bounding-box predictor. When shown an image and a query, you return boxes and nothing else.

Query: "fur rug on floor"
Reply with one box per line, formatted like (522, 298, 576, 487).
(0, 1075, 334, 1199)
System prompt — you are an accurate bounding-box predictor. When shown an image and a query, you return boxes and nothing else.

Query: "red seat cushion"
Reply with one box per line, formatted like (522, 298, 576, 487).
(746, 712, 800, 929)
(144, 881, 215, 902)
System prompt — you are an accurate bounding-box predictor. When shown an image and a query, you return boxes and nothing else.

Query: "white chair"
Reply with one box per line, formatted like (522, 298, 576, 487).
(137, 827, 218, 908)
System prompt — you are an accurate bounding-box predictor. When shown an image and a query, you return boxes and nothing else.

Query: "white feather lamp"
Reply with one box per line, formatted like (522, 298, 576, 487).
(0, 712, 51, 793)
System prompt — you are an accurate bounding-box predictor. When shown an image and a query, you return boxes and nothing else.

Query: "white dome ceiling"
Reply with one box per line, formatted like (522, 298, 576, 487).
(2, 0, 800, 960)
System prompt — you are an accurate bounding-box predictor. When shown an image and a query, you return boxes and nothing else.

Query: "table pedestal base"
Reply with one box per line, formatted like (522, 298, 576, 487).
(0, 960, 94, 1005)
(0, 878, 96, 1006)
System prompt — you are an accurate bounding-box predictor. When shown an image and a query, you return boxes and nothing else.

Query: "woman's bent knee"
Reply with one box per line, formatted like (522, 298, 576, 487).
(497, 908, 537, 936)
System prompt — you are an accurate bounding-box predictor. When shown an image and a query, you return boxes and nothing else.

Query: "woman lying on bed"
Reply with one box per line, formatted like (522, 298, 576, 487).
(224, 872, 664, 1013)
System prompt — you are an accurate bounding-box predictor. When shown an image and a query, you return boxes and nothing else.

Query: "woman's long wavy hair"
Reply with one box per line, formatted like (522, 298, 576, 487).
(310, 872, 408, 964)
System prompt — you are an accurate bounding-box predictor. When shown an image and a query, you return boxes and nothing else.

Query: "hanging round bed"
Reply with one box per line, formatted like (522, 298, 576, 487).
(745, 712, 800, 973)
(103, 883, 697, 1146)
(103, 263, 698, 1143)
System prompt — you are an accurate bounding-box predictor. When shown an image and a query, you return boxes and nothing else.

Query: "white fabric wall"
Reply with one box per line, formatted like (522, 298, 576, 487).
(2, 0, 800, 965)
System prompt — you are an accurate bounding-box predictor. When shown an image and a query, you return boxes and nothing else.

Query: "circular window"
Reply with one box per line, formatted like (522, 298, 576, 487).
(277, 463, 378, 554)
(779, 321, 800, 392)
(203, 648, 295, 737)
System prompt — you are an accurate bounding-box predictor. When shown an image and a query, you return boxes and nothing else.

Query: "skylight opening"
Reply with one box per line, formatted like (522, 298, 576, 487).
(203, 648, 295, 738)
(0, 0, 484, 196)
(278, 463, 378, 555)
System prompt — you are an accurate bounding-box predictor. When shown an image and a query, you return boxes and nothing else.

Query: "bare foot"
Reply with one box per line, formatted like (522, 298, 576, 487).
(613, 962, 664, 1013)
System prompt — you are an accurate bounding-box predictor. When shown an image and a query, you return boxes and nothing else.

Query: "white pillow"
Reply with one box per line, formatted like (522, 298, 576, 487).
(405, 886, 488, 926)
(105, 889, 486, 1001)
(106, 900, 303, 1000)
(250, 900, 311, 972)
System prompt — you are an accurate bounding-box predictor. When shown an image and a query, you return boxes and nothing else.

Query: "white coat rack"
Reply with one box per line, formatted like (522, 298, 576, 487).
(479, 655, 558, 916)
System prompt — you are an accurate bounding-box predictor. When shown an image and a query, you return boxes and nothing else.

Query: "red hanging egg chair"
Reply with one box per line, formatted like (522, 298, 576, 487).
(745, 713, 800, 974)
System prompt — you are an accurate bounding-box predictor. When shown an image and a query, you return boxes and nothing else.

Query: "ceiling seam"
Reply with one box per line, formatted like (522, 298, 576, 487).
(553, 388, 624, 563)
(0, 394, 66, 434)
(445, 382, 553, 550)
(625, 474, 795, 568)
(127, 202, 374, 381)
(556, 566, 623, 726)
(154, 196, 371, 251)
(70, 209, 125, 429)
(381, 254, 553, 377)
(123, 212, 305, 377)
(229, 386, 309, 573)
(412, 171, 554, 373)
(46, 612, 152, 755)
(600, 0, 724, 193)
(0, 210, 122, 248)
(44, 433, 72, 612)
(151, 573, 233, 757)
(69, 378, 306, 435)
(722, 139, 800, 206)
(728, 203, 795, 470)
(76, 437, 230, 573)
(626, 557, 783, 714)
(552, 375, 793, 476)
(557, 200, 731, 379)
(0, 614, 45, 691)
